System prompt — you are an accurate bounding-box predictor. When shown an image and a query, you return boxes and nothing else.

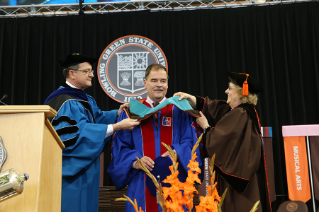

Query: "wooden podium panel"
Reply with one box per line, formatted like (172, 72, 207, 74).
(0, 106, 64, 212)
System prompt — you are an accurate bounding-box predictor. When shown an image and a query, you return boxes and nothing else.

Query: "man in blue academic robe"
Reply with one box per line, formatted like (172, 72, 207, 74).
(44, 53, 140, 212)
(108, 63, 202, 212)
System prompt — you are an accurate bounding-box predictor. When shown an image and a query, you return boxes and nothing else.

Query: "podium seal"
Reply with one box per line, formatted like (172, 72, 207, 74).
(0, 137, 7, 171)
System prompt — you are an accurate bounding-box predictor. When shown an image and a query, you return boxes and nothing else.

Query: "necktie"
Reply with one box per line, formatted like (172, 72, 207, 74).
(153, 103, 159, 129)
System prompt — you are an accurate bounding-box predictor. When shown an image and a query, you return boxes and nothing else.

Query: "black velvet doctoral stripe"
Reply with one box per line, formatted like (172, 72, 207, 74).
(56, 126, 79, 136)
(44, 85, 88, 104)
(45, 94, 76, 122)
(63, 136, 78, 148)
(46, 94, 76, 113)
(61, 81, 96, 123)
(51, 115, 77, 126)
(45, 93, 95, 123)
(78, 101, 96, 123)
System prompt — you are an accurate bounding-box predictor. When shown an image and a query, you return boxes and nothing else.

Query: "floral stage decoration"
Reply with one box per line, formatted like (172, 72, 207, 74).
(115, 133, 260, 212)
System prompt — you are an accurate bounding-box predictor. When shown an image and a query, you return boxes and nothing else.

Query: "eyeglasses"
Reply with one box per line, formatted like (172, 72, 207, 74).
(77, 69, 94, 75)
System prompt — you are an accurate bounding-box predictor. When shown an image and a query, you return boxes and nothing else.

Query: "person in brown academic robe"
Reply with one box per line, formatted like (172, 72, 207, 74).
(174, 72, 272, 212)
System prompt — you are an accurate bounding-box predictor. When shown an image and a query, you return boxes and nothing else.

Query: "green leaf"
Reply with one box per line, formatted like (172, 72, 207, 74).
(250, 201, 260, 212)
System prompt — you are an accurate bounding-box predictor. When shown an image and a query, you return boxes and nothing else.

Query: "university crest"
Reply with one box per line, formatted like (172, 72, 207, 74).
(98, 35, 168, 103)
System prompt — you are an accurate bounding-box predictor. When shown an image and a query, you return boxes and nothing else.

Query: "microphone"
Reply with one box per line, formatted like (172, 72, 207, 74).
(0, 94, 8, 105)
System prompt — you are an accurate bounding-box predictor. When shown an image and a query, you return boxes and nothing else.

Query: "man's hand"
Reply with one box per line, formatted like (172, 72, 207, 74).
(173, 92, 196, 109)
(161, 150, 176, 162)
(196, 111, 209, 130)
(118, 103, 129, 116)
(135, 156, 154, 171)
(113, 118, 140, 132)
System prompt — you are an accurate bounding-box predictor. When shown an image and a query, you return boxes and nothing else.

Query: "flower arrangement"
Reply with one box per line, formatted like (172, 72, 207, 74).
(116, 134, 260, 212)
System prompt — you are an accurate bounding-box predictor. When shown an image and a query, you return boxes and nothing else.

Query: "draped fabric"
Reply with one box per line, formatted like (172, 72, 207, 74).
(1, 3, 319, 211)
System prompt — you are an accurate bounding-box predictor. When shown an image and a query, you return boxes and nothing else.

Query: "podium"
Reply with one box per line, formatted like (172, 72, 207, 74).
(0, 106, 64, 212)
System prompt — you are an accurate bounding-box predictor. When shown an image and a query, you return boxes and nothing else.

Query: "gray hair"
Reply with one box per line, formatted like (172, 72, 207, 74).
(63, 64, 79, 79)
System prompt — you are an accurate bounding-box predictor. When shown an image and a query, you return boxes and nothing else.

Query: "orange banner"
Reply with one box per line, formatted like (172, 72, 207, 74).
(283, 136, 311, 202)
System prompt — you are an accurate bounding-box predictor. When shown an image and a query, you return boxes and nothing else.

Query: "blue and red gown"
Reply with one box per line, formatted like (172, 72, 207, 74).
(108, 99, 202, 212)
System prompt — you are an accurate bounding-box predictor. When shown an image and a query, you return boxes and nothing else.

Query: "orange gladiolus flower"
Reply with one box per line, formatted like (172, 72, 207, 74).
(117, 138, 227, 212)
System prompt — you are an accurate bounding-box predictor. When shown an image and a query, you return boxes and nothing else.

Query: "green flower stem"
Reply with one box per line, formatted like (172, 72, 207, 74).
(135, 156, 159, 188)
(161, 143, 178, 172)
(250, 201, 260, 212)
(191, 133, 203, 156)
(115, 195, 139, 212)
(135, 156, 167, 212)
(218, 188, 228, 212)
(210, 154, 215, 177)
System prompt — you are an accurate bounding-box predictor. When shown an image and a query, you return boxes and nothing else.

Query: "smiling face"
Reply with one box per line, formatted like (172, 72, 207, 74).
(143, 68, 168, 103)
(225, 82, 242, 109)
(68, 62, 94, 90)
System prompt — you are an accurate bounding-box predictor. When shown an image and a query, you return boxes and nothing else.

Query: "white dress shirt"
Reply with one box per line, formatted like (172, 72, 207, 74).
(145, 96, 167, 108)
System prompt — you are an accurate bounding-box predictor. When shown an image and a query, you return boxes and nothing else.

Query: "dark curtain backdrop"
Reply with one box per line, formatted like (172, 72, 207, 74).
(1, 2, 319, 211)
